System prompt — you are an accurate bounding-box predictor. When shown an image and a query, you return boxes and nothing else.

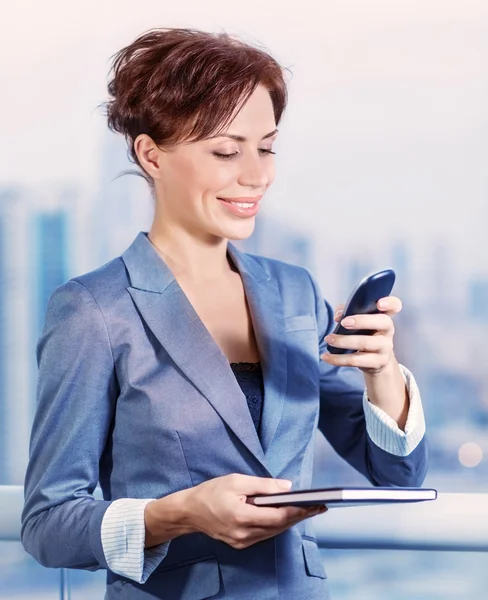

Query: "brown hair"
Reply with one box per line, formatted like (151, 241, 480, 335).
(106, 28, 288, 174)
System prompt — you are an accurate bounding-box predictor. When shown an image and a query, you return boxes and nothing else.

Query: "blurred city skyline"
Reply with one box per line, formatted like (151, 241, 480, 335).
(0, 0, 487, 273)
(1, 2, 487, 597)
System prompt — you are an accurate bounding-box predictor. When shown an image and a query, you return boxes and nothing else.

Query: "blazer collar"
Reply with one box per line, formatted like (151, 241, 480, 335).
(121, 231, 176, 293)
(121, 231, 270, 293)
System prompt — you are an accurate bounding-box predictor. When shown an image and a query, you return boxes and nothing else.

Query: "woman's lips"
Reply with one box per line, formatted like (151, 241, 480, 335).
(217, 195, 262, 217)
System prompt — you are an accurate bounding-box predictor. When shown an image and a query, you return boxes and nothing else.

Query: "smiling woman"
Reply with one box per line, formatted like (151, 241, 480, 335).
(137, 84, 277, 242)
(105, 29, 286, 244)
(20, 26, 428, 600)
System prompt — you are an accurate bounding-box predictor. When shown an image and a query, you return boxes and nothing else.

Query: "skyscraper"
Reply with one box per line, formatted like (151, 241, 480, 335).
(0, 208, 5, 482)
(34, 211, 68, 337)
(0, 184, 83, 484)
(95, 131, 153, 265)
(0, 187, 32, 484)
(469, 279, 488, 323)
(390, 240, 410, 304)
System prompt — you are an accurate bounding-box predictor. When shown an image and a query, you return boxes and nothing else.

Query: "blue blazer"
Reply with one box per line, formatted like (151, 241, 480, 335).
(21, 232, 427, 600)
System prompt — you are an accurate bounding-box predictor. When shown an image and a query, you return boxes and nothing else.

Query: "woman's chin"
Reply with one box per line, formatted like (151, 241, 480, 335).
(223, 220, 256, 242)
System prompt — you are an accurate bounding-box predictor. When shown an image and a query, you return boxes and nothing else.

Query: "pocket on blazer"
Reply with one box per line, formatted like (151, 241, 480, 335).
(302, 538, 327, 579)
(285, 314, 317, 332)
(119, 555, 221, 600)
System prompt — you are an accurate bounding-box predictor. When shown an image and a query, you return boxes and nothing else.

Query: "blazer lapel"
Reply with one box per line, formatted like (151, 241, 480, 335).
(227, 245, 288, 458)
(122, 233, 268, 470)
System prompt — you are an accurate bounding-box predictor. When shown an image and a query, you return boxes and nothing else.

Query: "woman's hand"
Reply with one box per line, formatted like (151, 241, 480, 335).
(321, 296, 402, 375)
(320, 295, 410, 428)
(145, 474, 326, 550)
(185, 474, 325, 549)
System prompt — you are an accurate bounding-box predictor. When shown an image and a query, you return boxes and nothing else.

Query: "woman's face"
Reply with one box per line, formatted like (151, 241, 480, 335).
(143, 84, 278, 242)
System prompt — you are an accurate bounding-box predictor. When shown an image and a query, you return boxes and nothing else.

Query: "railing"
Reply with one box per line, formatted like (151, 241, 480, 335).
(314, 491, 488, 552)
(2, 486, 487, 598)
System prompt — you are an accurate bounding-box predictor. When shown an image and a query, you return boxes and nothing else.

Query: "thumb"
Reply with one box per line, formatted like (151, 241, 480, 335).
(239, 476, 292, 495)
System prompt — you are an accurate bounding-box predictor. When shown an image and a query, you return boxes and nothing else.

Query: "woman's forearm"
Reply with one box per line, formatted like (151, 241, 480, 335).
(144, 488, 197, 548)
(363, 356, 409, 431)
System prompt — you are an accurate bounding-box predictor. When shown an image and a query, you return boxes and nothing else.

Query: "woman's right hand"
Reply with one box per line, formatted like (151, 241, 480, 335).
(145, 474, 326, 550)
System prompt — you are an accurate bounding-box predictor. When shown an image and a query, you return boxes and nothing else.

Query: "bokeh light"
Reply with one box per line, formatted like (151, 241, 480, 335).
(458, 443, 483, 468)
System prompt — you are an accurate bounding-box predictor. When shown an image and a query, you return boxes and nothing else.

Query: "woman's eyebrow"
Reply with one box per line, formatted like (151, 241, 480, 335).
(211, 129, 278, 142)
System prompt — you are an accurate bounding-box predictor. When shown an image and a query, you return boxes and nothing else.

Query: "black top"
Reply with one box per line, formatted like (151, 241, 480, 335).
(230, 362, 264, 436)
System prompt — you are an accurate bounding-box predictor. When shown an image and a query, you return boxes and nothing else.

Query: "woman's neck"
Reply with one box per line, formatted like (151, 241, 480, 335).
(147, 226, 233, 282)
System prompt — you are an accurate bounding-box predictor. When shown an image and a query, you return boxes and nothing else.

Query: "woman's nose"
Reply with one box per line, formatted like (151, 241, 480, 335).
(238, 154, 270, 189)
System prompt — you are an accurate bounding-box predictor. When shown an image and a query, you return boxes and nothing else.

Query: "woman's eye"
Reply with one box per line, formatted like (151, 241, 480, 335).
(213, 151, 238, 160)
(212, 149, 276, 160)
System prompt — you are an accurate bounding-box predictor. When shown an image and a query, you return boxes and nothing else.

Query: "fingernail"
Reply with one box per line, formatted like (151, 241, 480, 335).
(324, 335, 334, 343)
(277, 480, 292, 490)
(341, 317, 355, 327)
(334, 310, 343, 319)
(378, 300, 388, 310)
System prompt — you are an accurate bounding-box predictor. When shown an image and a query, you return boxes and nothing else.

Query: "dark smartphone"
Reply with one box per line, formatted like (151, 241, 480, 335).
(326, 269, 396, 355)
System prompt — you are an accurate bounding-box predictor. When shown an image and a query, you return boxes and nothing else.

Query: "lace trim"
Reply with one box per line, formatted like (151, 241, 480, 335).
(229, 361, 261, 372)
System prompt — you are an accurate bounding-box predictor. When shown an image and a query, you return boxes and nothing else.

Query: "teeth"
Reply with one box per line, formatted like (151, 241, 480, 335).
(229, 202, 254, 208)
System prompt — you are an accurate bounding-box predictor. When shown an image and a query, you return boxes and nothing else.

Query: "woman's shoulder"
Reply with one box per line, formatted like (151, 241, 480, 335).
(73, 255, 128, 292)
(49, 255, 129, 313)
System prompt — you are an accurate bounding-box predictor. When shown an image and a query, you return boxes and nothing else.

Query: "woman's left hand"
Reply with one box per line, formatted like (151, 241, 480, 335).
(321, 296, 402, 375)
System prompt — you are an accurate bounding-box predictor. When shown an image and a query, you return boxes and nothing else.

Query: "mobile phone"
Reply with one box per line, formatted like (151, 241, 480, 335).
(326, 269, 396, 355)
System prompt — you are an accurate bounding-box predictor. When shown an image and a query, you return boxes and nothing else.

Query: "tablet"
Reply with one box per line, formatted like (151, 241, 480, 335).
(246, 486, 437, 508)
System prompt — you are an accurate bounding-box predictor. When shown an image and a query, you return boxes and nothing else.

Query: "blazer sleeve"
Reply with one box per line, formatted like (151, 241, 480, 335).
(308, 271, 429, 487)
(21, 280, 118, 570)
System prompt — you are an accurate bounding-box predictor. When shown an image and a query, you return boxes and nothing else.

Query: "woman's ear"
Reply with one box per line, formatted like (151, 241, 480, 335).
(133, 134, 162, 179)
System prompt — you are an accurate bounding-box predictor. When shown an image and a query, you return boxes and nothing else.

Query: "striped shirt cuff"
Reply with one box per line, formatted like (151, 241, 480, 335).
(363, 364, 426, 456)
(101, 498, 170, 584)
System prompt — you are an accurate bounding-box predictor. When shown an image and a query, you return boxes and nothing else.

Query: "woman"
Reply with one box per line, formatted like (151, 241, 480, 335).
(21, 28, 427, 600)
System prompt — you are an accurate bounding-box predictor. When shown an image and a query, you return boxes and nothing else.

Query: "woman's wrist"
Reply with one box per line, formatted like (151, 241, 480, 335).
(144, 487, 198, 548)
(363, 356, 409, 429)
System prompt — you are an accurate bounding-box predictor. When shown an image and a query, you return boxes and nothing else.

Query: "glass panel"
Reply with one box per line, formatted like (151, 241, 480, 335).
(322, 549, 488, 600)
(4, 542, 485, 599)
(0, 542, 59, 599)
(0, 542, 106, 599)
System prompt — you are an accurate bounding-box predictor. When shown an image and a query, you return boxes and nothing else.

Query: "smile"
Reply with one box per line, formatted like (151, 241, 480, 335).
(229, 201, 254, 208)
(217, 196, 262, 217)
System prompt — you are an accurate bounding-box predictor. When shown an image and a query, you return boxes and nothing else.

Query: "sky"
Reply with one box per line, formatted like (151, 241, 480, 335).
(0, 0, 487, 274)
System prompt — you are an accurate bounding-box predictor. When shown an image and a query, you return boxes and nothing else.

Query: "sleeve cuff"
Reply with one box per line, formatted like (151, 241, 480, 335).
(101, 498, 170, 584)
(363, 364, 426, 457)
